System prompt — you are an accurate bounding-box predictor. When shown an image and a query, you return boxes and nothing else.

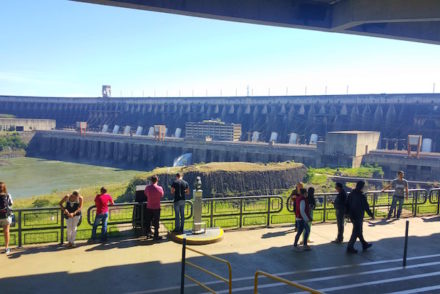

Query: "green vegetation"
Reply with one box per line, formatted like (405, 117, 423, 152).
(0, 133, 27, 151)
(309, 165, 384, 178)
(304, 165, 385, 192)
(13, 181, 130, 209)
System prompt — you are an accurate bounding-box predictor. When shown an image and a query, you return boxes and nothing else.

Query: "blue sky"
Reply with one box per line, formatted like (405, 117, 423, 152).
(1, 0, 439, 97)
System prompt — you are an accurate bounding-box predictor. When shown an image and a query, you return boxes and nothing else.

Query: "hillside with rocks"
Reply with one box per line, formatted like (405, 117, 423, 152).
(122, 161, 307, 201)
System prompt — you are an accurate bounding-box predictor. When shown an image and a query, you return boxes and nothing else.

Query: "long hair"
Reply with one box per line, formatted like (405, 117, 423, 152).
(0, 182, 7, 194)
(355, 181, 365, 191)
(307, 187, 315, 198)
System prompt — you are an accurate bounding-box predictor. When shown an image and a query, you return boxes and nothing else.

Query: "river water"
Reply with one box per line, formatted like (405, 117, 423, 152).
(0, 157, 140, 198)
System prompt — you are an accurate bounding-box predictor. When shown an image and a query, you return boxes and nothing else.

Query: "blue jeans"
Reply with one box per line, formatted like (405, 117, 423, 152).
(294, 220, 310, 246)
(174, 200, 185, 232)
(388, 196, 404, 219)
(92, 212, 109, 241)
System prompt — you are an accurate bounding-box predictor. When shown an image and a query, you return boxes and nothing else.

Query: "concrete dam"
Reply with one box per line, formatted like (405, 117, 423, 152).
(27, 131, 318, 170)
(2, 93, 440, 151)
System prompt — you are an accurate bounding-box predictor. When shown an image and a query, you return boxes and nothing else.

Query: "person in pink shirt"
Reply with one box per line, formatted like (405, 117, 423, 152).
(90, 187, 114, 242)
(144, 175, 164, 240)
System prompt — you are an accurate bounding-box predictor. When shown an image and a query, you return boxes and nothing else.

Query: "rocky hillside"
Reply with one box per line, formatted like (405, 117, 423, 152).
(122, 161, 307, 201)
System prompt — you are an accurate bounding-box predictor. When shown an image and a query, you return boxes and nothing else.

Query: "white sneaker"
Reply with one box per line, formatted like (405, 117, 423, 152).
(5, 248, 10, 255)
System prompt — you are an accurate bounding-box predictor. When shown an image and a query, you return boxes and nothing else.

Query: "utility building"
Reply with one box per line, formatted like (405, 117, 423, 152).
(185, 120, 241, 141)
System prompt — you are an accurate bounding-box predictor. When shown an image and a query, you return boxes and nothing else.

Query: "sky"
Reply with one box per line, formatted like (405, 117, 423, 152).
(1, 0, 440, 97)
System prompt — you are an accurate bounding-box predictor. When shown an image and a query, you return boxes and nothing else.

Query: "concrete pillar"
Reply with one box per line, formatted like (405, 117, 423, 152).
(79, 140, 87, 157)
(132, 144, 141, 163)
(112, 142, 119, 161)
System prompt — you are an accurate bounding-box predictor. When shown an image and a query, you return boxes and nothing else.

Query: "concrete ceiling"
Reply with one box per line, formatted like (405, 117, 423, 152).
(73, 0, 440, 45)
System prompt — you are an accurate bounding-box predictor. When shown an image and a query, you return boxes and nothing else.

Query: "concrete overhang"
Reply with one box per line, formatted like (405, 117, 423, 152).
(72, 0, 440, 45)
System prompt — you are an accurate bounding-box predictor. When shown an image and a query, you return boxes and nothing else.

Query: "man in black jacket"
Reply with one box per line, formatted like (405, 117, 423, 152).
(346, 181, 374, 254)
(332, 182, 347, 244)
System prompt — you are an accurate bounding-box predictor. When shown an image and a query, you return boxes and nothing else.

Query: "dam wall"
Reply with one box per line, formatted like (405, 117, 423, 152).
(2, 93, 440, 151)
(27, 131, 318, 169)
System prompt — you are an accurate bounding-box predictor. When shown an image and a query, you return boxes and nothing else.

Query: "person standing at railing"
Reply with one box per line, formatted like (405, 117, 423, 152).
(289, 182, 304, 232)
(90, 187, 114, 243)
(346, 181, 373, 254)
(300, 187, 316, 245)
(59, 191, 83, 247)
(0, 182, 13, 255)
(144, 175, 164, 240)
(293, 188, 312, 251)
(171, 173, 189, 234)
(332, 183, 347, 244)
(382, 171, 409, 220)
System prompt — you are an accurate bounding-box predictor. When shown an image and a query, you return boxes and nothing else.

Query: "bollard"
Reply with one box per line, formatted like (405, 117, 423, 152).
(403, 220, 409, 267)
(181, 238, 187, 294)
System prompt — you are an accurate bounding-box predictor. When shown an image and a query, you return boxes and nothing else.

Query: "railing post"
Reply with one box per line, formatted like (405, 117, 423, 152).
(323, 195, 327, 223)
(181, 238, 187, 294)
(414, 191, 418, 217)
(210, 200, 214, 228)
(18, 210, 22, 248)
(267, 197, 271, 227)
(437, 191, 440, 215)
(253, 272, 259, 294)
(60, 212, 64, 245)
(239, 198, 243, 228)
(403, 220, 409, 267)
(140, 203, 145, 234)
(372, 192, 377, 218)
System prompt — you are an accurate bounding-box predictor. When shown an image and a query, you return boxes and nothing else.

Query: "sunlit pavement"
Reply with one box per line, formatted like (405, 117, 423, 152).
(1, 216, 439, 294)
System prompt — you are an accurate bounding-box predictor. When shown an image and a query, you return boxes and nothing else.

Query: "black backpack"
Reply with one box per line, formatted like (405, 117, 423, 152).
(0, 193, 11, 219)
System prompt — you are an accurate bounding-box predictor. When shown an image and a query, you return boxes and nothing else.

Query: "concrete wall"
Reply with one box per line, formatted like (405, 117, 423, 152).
(26, 130, 440, 180)
(0, 118, 56, 131)
(325, 131, 380, 157)
(27, 131, 319, 169)
(364, 150, 440, 180)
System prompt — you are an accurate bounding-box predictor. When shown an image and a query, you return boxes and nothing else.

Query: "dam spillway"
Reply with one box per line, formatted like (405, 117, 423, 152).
(2, 93, 440, 151)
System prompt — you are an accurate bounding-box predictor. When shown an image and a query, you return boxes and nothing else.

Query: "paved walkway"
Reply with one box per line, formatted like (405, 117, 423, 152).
(1, 216, 439, 293)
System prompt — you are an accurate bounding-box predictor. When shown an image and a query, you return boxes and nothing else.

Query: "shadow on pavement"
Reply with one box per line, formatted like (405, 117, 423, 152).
(422, 216, 440, 222)
(3, 230, 440, 294)
(261, 228, 295, 239)
(85, 237, 169, 251)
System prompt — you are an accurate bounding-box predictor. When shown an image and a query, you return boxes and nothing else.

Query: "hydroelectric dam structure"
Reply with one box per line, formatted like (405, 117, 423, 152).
(1, 93, 440, 151)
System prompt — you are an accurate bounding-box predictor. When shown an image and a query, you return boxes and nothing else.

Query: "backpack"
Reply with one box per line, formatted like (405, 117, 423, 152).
(0, 193, 11, 219)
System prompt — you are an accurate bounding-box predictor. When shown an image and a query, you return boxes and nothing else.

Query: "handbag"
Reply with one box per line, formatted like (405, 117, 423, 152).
(10, 213, 16, 227)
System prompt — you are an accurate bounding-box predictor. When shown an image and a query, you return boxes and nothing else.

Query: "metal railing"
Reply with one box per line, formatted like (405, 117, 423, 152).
(2, 189, 440, 247)
(286, 189, 431, 221)
(254, 271, 321, 294)
(429, 188, 440, 215)
(181, 238, 232, 294)
(367, 189, 429, 218)
(86, 200, 194, 232)
(5, 207, 66, 247)
(201, 195, 284, 229)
